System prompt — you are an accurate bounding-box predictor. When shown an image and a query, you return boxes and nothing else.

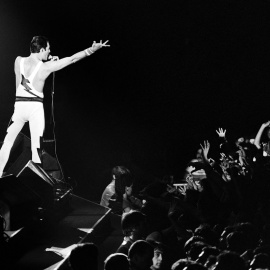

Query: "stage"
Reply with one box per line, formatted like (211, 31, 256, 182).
(3, 193, 123, 270)
(0, 154, 123, 270)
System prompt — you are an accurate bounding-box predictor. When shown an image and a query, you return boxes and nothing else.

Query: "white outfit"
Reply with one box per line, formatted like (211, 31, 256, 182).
(0, 58, 44, 176)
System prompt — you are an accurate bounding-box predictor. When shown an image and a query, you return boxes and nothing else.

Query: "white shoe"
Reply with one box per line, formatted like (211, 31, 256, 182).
(0, 172, 7, 178)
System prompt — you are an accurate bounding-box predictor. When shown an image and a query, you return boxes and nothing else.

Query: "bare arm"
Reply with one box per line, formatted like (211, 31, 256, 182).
(254, 121, 270, 149)
(42, 40, 110, 77)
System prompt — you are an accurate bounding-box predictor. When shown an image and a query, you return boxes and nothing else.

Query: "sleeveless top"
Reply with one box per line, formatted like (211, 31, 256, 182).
(16, 57, 43, 99)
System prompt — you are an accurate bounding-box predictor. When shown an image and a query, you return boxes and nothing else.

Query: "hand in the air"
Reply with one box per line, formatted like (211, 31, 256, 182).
(216, 128, 226, 137)
(200, 140, 210, 162)
(91, 40, 110, 52)
(177, 185, 187, 196)
(262, 121, 270, 129)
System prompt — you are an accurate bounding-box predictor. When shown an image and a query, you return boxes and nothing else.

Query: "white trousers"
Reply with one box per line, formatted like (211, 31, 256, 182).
(0, 102, 44, 176)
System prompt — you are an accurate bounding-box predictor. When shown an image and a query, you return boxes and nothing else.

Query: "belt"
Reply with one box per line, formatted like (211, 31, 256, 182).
(15, 96, 43, 103)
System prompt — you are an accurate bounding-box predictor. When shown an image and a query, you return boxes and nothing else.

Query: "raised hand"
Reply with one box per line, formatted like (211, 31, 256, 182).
(200, 140, 210, 162)
(185, 174, 197, 190)
(262, 121, 270, 129)
(216, 128, 226, 137)
(166, 184, 177, 194)
(177, 185, 187, 196)
(91, 40, 110, 52)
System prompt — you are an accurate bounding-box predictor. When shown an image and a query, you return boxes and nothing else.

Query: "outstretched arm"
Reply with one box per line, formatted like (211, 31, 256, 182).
(42, 40, 110, 77)
(254, 121, 270, 149)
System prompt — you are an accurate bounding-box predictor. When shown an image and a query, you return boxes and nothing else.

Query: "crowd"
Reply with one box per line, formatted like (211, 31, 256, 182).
(97, 121, 270, 270)
(2, 120, 270, 270)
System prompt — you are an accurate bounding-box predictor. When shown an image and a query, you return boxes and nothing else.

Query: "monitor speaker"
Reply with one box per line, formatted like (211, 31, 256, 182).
(0, 161, 56, 229)
(4, 132, 61, 179)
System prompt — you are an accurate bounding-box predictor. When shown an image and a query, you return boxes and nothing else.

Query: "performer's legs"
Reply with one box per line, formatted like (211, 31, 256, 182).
(0, 119, 25, 177)
(29, 105, 45, 164)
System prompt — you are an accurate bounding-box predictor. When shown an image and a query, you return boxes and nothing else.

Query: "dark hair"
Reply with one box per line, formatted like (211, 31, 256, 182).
(215, 251, 246, 270)
(30, 36, 49, 53)
(68, 242, 98, 270)
(104, 253, 129, 270)
(183, 263, 207, 270)
(250, 253, 270, 270)
(121, 210, 145, 236)
(128, 240, 153, 259)
(113, 166, 133, 201)
(194, 224, 219, 247)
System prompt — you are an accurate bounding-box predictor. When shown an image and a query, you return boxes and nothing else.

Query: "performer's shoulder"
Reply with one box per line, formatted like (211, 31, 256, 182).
(14, 56, 23, 64)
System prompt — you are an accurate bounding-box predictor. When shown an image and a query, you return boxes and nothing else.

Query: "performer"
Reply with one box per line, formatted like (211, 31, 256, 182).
(0, 36, 110, 177)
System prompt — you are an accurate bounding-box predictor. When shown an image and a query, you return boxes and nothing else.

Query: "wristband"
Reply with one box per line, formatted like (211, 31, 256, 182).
(84, 49, 90, 56)
(89, 48, 94, 54)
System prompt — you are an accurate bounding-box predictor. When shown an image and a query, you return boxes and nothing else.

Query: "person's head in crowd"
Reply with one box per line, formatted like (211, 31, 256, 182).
(112, 166, 130, 180)
(212, 224, 225, 238)
(177, 212, 201, 233)
(146, 231, 164, 248)
(236, 222, 259, 250)
(240, 249, 254, 265)
(219, 225, 236, 250)
(171, 258, 196, 270)
(113, 166, 133, 201)
(254, 245, 270, 258)
(187, 242, 209, 261)
(249, 253, 270, 270)
(161, 175, 174, 185)
(204, 255, 218, 269)
(212, 251, 246, 270)
(184, 236, 205, 257)
(194, 224, 219, 247)
(104, 253, 129, 270)
(225, 231, 247, 254)
(128, 240, 154, 270)
(151, 244, 164, 270)
(196, 246, 220, 266)
(68, 242, 98, 270)
(121, 210, 148, 240)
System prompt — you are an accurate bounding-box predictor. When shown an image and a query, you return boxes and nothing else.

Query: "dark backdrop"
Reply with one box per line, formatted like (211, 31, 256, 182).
(0, 0, 270, 201)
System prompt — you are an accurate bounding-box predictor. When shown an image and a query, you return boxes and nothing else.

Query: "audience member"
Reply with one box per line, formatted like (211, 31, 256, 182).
(104, 252, 129, 270)
(249, 253, 270, 270)
(100, 166, 143, 214)
(151, 244, 164, 270)
(212, 251, 246, 270)
(128, 240, 154, 270)
(68, 242, 98, 270)
(116, 210, 148, 255)
(100, 166, 130, 208)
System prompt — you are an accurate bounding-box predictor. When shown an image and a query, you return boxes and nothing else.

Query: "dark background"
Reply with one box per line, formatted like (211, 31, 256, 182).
(0, 0, 270, 201)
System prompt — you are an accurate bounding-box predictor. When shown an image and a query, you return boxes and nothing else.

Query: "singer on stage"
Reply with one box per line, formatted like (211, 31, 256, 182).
(0, 36, 110, 177)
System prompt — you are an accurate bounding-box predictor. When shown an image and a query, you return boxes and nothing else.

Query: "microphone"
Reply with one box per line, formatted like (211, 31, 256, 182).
(47, 55, 59, 61)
